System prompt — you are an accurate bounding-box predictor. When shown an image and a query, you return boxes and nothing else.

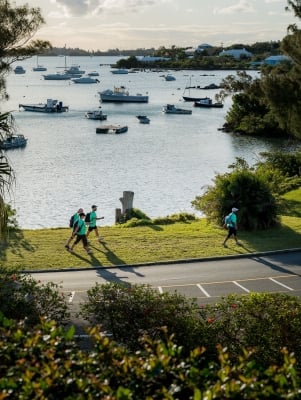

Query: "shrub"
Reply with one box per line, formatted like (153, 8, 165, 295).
(199, 292, 301, 367)
(0, 315, 301, 399)
(79, 282, 205, 353)
(0, 269, 70, 326)
(153, 212, 196, 225)
(192, 158, 279, 230)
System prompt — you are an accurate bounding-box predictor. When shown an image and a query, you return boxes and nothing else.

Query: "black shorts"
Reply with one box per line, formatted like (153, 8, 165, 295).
(74, 234, 88, 247)
(227, 226, 237, 237)
(88, 226, 97, 232)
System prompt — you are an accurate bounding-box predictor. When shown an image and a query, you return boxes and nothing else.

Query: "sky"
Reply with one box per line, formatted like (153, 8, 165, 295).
(14, 0, 298, 51)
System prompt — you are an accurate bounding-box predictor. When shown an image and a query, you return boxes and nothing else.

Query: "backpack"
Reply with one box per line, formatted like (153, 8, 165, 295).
(73, 219, 81, 232)
(69, 214, 75, 228)
(85, 212, 91, 223)
(224, 214, 232, 228)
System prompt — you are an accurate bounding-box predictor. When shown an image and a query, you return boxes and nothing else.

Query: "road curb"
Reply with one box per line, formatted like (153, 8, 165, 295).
(27, 247, 301, 274)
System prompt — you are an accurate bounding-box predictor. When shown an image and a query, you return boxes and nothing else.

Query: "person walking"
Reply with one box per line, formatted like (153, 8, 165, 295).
(223, 207, 240, 248)
(69, 212, 92, 254)
(65, 207, 83, 250)
(86, 205, 104, 243)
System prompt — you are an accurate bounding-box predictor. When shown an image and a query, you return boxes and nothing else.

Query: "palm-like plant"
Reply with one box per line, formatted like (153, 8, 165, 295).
(0, 111, 15, 237)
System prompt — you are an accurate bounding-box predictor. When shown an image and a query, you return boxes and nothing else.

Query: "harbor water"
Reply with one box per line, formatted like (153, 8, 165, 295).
(3, 56, 291, 229)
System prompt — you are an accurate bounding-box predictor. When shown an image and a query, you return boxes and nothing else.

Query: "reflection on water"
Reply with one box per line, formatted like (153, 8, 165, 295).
(3, 56, 298, 228)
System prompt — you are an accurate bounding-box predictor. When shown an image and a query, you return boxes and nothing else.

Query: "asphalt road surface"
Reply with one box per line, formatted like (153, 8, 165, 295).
(29, 250, 301, 308)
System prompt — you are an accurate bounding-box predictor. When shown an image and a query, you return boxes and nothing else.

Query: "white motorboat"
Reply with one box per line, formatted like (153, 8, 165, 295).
(110, 68, 128, 74)
(194, 97, 224, 108)
(96, 125, 128, 134)
(165, 74, 176, 81)
(19, 98, 69, 113)
(72, 76, 100, 84)
(162, 104, 192, 114)
(99, 86, 149, 103)
(87, 71, 100, 76)
(85, 109, 107, 120)
(136, 115, 150, 124)
(65, 65, 85, 75)
(42, 73, 71, 80)
(0, 134, 27, 150)
(14, 65, 26, 74)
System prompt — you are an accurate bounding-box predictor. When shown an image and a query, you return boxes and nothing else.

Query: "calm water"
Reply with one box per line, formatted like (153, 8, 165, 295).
(2, 56, 291, 229)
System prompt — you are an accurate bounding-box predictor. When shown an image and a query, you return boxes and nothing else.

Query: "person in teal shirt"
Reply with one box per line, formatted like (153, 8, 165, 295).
(222, 207, 240, 248)
(86, 205, 104, 243)
(69, 212, 92, 254)
(65, 207, 83, 250)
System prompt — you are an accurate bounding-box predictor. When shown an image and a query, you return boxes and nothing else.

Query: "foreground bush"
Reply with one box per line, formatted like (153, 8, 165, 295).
(79, 282, 206, 353)
(0, 269, 70, 326)
(200, 292, 301, 367)
(0, 315, 300, 399)
(80, 283, 301, 368)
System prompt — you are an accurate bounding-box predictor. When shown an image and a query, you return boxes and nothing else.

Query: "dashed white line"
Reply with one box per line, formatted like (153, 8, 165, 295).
(197, 284, 211, 298)
(233, 281, 250, 293)
(269, 278, 294, 291)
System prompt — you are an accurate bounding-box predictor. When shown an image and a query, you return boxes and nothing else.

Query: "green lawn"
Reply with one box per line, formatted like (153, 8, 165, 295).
(1, 213, 301, 271)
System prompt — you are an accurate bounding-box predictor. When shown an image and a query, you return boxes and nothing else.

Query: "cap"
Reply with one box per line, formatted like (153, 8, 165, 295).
(92, 205, 97, 208)
(232, 207, 239, 212)
(79, 212, 85, 217)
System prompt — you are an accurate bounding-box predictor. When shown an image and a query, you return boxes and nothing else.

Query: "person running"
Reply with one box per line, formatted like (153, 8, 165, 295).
(69, 212, 92, 254)
(65, 207, 83, 250)
(223, 207, 240, 248)
(86, 205, 104, 243)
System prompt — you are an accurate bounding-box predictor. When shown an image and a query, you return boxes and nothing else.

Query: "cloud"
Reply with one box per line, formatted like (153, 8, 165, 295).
(53, 0, 169, 16)
(214, 0, 255, 15)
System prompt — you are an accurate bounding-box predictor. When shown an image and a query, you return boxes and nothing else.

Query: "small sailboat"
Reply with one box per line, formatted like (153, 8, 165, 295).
(33, 56, 47, 71)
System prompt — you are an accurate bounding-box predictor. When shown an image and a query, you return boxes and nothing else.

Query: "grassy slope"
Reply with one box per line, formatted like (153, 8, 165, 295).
(0, 214, 300, 271)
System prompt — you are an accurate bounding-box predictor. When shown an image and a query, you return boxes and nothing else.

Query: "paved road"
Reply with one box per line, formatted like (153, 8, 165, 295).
(30, 250, 301, 307)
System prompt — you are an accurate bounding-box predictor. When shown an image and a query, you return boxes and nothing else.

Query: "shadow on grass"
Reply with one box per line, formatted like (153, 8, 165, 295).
(281, 199, 301, 218)
(0, 229, 36, 262)
(90, 241, 126, 266)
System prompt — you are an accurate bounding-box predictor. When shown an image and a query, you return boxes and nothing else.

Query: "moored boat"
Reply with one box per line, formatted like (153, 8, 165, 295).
(87, 71, 100, 76)
(19, 99, 69, 113)
(0, 134, 27, 150)
(96, 125, 128, 134)
(194, 97, 223, 108)
(72, 76, 100, 84)
(136, 115, 150, 124)
(85, 109, 107, 120)
(14, 65, 26, 74)
(99, 86, 149, 103)
(110, 68, 128, 74)
(162, 104, 192, 114)
(33, 56, 47, 71)
(165, 74, 176, 81)
(42, 73, 71, 80)
(65, 65, 85, 75)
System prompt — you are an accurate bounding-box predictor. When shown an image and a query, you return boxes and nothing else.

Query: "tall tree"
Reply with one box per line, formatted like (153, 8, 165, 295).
(0, 0, 51, 237)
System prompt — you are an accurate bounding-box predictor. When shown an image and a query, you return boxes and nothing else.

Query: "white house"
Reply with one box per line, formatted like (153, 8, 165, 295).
(195, 43, 213, 53)
(219, 48, 252, 59)
(137, 56, 171, 63)
(263, 55, 291, 65)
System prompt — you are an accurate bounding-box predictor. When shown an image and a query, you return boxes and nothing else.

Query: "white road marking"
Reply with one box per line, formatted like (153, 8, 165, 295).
(197, 284, 211, 297)
(233, 281, 250, 293)
(269, 278, 294, 291)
